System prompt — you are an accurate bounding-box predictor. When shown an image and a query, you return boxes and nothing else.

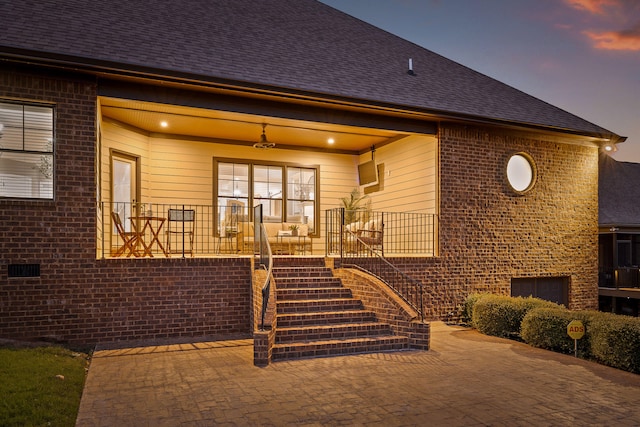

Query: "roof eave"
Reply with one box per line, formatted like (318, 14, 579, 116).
(599, 224, 640, 231)
(0, 47, 623, 142)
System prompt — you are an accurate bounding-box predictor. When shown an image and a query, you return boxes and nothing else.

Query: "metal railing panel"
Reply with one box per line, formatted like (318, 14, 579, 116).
(326, 207, 431, 320)
(99, 201, 250, 258)
(325, 208, 437, 256)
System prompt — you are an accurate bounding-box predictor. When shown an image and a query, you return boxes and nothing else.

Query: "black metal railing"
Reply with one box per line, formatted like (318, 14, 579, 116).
(599, 267, 640, 288)
(258, 222, 274, 331)
(340, 236, 425, 321)
(254, 204, 274, 331)
(325, 208, 436, 257)
(99, 201, 251, 258)
(327, 208, 427, 320)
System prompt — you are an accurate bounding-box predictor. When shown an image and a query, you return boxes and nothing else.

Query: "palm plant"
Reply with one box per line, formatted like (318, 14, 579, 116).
(340, 188, 371, 224)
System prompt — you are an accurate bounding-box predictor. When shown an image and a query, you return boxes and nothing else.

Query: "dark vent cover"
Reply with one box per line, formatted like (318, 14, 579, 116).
(8, 264, 41, 278)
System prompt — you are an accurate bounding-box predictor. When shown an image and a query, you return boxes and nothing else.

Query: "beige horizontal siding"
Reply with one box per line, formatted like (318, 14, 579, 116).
(361, 135, 437, 214)
(100, 119, 438, 254)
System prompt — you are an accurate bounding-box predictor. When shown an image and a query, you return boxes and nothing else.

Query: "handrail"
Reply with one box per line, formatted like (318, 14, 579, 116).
(599, 266, 640, 289)
(259, 222, 274, 331)
(342, 230, 425, 321)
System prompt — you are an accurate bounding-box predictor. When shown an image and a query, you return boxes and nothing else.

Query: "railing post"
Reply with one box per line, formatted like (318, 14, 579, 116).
(181, 204, 186, 259)
(101, 201, 106, 259)
(340, 208, 345, 260)
(381, 212, 384, 257)
(420, 284, 424, 322)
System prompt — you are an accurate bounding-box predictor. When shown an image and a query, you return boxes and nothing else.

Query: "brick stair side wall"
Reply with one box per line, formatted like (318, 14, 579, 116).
(252, 267, 278, 366)
(333, 268, 429, 350)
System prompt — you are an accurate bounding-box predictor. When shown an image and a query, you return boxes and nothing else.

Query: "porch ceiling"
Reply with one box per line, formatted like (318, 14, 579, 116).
(99, 97, 410, 153)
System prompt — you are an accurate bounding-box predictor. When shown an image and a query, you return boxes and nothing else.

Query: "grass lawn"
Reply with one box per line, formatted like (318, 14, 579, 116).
(0, 345, 89, 427)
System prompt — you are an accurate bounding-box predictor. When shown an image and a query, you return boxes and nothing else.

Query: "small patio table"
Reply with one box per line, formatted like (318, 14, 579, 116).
(275, 234, 308, 255)
(130, 216, 169, 257)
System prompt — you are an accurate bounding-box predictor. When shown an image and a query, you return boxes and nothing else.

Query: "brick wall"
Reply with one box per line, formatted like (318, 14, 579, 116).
(2, 258, 253, 346)
(0, 65, 253, 346)
(335, 268, 430, 350)
(387, 125, 599, 319)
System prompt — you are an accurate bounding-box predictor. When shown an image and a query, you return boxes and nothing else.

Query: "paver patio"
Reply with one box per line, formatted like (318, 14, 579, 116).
(76, 322, 640, 426)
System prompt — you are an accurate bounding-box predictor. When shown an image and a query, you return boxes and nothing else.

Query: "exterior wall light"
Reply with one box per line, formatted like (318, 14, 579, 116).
(506, 152, 537, 194)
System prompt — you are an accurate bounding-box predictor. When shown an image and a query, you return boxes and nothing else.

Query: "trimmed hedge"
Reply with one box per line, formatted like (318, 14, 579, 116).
(590, 313, 640, 374)
(521, 307, 593, 358)
(471, 294, 559, 338)
(461, 293, 484, 325)
(465, 293, 640, 374)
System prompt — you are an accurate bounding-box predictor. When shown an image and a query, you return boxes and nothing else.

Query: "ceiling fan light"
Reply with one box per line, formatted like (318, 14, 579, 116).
(253, 123, 276, 149)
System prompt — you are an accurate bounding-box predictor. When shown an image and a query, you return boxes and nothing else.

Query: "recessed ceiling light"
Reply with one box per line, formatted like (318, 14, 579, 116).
(160, 121, 168, 128)
(327, 138, 335, 145)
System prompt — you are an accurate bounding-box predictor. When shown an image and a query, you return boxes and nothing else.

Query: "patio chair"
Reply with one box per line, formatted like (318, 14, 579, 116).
(166, 208, 195, 257)
(357, 219, 384, 255)
(111, 211, 141, 257)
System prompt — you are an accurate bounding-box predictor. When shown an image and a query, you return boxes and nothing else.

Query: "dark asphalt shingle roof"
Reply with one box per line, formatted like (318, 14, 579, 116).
(0, 0, 619, 139)
(599, 154, 640, 227)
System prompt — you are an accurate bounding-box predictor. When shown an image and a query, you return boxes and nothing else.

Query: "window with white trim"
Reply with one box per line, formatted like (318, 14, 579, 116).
(0, 101, 54, 199)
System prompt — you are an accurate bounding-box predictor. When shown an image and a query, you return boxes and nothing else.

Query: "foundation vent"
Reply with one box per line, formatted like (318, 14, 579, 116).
(8, 263, 41, 278)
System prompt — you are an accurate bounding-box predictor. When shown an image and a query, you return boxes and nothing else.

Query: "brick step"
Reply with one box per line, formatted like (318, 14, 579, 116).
(276, 298, 363, 314)
(271, 336, 409, 361)
(272, 257, 326, 268)
(272, 267, 333, 279)
(275, 276, 344, 289)
(277, 310, 378, 328)
(276, 287, 352, 301)
(275, 322, 393, 344)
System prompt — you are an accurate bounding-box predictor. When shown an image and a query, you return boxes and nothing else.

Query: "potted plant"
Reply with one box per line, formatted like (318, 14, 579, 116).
(340, 188, 371, 225)
(289, 224, 299, 236)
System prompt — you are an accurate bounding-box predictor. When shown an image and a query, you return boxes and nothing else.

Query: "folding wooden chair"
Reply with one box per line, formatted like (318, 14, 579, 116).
(111, 211, 141, 257)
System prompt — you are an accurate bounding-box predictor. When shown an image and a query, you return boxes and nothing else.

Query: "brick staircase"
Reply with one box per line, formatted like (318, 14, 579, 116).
(271, 258, 409, 361)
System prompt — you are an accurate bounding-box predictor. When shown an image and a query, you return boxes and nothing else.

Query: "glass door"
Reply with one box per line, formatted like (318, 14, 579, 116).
(111, 153, 139, 233)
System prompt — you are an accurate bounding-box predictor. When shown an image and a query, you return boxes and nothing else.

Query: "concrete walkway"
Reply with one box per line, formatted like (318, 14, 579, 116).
(76, 322, 640, 426)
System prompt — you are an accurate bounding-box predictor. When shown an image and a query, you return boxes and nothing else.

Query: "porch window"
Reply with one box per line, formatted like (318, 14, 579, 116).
(0, 101, 54, 199)
(254, 165, 283, 222)
(217, 162, 250, 234)
(214, 159, 318, 235)
(287, 166, 315, 226)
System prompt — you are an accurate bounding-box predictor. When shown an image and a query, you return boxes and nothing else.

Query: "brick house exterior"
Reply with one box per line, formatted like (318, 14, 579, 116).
(0, 0, 622, 346)
(385, 126, 600, 318)
(0, 66, 255, 345)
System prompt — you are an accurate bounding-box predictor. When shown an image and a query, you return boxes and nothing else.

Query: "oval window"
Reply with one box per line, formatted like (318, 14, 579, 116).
(506, 153, 536, 194)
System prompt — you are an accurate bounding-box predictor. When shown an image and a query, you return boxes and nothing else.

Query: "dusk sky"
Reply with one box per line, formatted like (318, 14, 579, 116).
(319, 0, 640, 163)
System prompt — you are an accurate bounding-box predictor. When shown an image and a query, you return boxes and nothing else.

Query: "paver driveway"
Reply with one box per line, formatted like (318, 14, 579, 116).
(76, 322, 640, 426)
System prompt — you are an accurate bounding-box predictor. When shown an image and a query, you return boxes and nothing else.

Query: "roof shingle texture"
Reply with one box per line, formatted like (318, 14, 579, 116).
(599, 155, 640, 226)
(0, 0, 616, 137)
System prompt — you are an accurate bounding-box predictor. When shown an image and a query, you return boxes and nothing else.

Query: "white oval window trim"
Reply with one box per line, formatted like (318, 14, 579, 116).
(506, 153, 536, 193)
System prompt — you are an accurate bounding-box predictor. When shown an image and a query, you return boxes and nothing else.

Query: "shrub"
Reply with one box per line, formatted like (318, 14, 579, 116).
(521, 307, 594, 358)
(461, 293, 487, 326)
(467, 293, 640, 374)
(472, 294, 559, 338)
(590, 313, 640, 374)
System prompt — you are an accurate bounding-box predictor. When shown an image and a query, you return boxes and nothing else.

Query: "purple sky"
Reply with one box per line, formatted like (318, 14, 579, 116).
(319, 0, 640, 162)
